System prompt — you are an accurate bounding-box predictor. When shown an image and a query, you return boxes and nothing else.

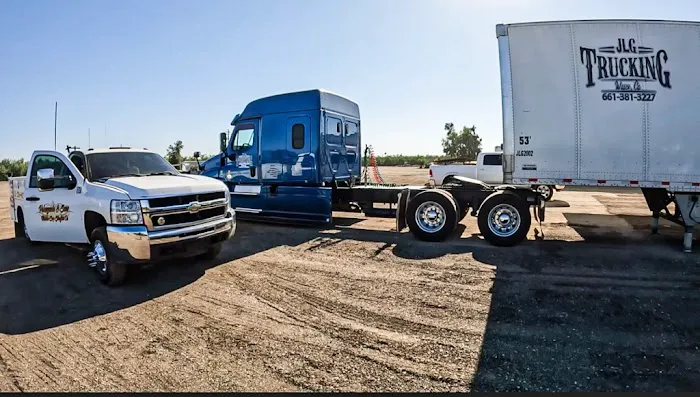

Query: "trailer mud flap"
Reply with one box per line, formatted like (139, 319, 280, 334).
(395, 188, 409, 232)
(538, 198, 546, 222)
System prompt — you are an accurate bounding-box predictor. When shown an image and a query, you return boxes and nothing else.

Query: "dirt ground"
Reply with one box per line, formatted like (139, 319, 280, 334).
(1, 167, 699, 392)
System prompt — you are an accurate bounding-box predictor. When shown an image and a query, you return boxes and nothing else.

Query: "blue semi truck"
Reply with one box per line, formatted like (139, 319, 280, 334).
(197, 89, 545, 246)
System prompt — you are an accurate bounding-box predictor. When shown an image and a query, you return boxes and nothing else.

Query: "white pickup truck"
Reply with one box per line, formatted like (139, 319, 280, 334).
(8, 147, 236, 286)
(428, 151, 561, 201)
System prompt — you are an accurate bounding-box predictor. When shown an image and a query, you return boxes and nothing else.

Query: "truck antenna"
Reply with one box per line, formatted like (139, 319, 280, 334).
(54, 102, 58, 151)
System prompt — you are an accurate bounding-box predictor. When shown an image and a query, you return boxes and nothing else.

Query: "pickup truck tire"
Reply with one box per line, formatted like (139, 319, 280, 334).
(477, 192, 531, 247)
(90, 227, 127, 286)
(197, 242, 223, 261)
(14, 212, 37, 245)
(406, 190, 458, 242)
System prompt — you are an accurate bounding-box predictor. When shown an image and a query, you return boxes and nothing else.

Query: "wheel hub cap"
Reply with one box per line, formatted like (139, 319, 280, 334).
(415, 201, 447, 233)
(488, 203, 521, 238)
(87, 240, 108, 272)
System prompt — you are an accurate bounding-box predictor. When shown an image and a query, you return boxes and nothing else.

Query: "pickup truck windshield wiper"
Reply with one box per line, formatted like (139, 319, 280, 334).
(96, 173, 146, 182)
(144, 171, 178, 176)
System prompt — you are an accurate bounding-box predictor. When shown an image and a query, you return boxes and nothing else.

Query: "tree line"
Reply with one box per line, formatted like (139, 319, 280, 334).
(0, 122, 482, 180)
(0, 159, 29, 181)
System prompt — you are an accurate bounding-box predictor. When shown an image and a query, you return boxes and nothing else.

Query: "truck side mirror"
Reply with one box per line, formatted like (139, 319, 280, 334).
(193, 151, 201, 159)
(219, 132, 228, 153)
(37, 168, 56, 190)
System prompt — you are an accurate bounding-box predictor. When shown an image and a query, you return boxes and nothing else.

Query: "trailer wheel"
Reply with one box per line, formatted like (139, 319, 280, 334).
(89, 227, 127, 286)
(406, 190, 458, 242)
(478, 192, 531, 247)
(533, 185, 554, 201)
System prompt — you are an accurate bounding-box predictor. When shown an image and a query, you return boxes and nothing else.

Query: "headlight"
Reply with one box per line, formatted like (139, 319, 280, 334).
(224, 188, 231, 208)
(110, 200, 143, 225)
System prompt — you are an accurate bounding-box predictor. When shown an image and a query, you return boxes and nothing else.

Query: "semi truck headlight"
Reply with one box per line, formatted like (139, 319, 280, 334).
(110, 200, 143, 224)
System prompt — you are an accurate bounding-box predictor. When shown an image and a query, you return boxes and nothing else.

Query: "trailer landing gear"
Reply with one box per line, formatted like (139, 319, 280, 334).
(642, 188, 698, 253)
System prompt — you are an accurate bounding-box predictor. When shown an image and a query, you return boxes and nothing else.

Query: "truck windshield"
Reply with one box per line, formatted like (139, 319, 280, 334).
(86, 152, 179, 181)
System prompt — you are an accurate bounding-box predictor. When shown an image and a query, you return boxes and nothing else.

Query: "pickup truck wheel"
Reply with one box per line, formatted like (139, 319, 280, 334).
(533, 185, 554, 201)
(14, 213, 37, 245)
(477, 192, 531, 247)
(197, 242, 223, 261)
(406, 190, 458, 242)
(89, 227, 127, 286)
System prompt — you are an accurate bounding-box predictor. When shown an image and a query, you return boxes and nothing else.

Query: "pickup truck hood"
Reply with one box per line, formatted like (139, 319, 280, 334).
(103, 174, 226, 199)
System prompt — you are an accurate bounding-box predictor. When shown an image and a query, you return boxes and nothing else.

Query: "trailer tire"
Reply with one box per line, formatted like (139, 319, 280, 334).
(406, 190, 458, 242)
(533, 185, 554, 201)
(478, 192, 531, 247)
(89, 227, 127, 286)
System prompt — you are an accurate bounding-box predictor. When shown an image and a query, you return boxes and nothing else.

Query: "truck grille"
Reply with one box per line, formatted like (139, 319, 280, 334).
(149, 206, 226, 228)
(142, 190, 228, 231)
(148, 191, 225, 208)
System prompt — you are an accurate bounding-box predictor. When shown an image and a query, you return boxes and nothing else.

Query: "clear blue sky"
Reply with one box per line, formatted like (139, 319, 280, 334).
(1, 0, 698, 160)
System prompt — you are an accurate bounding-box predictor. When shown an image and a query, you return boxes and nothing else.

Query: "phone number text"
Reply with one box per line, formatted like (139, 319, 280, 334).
(602, 92, 656, 102)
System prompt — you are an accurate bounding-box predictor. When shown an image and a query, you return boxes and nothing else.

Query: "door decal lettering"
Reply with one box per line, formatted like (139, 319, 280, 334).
(236, 153, 252, 167)
(38, 202, 71, 222)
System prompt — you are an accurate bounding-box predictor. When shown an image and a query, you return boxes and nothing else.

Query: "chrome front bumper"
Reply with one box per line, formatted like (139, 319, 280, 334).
(105, 208, 236, 263)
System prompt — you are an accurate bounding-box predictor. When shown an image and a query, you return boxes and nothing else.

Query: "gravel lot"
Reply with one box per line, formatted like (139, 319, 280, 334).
(1, 167, 699, 392)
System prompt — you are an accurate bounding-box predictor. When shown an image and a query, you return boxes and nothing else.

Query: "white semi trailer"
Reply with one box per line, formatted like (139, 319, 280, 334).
(497, 19, 700, 252)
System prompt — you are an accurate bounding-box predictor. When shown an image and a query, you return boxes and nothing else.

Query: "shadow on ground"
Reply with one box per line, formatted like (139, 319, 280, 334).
(467, 240, 700, 392)
(562, 213, 695, 248)
(0, 223, 318, 335)
(2, 212, 700, 391)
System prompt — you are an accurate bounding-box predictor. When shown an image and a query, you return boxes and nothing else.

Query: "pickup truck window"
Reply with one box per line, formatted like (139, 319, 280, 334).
(483, 154, 503, 166)
(29, 155, 75, 188)
(86, 152, 178, 181)
(70, 154, 86, 176)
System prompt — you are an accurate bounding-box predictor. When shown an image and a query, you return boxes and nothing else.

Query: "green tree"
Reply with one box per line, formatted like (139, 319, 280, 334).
(165, 140, 184, 165)
(0, 158, 29, 181)
(441, 122, 482, 160)
(374, 154, 438, 167)
(183, 153, 212, 162)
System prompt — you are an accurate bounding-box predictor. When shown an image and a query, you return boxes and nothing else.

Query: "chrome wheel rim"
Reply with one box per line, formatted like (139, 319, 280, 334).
(536, 185, 551, 200)
(487, 203, 520, 238)
(415, 201, 447, 233)
(88, 240, 108, 274)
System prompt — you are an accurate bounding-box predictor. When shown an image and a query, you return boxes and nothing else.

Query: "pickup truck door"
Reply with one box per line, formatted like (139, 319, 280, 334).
(478, 154, 504, 184)
(22, 151, 88, 243)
